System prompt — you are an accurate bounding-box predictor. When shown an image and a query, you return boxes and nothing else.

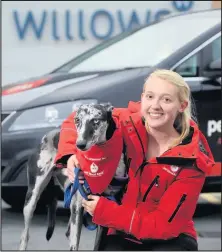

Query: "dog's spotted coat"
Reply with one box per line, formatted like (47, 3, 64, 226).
(19, 103, 127, 251)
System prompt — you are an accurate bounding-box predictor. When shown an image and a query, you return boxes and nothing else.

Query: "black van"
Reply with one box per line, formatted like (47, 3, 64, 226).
(2, 9, 221, 210)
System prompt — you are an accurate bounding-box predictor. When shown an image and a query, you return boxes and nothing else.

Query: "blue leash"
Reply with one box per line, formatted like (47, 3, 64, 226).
(64, 167, 105, 231)
(64, 167, 91, 207)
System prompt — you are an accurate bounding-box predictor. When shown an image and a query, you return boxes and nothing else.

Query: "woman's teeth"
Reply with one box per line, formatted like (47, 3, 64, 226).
(148, 112, 163, 118)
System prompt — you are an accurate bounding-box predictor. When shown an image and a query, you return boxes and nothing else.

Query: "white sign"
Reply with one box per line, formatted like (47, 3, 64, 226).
(207, 120, 221, 137)
(2, 1, 212, 85)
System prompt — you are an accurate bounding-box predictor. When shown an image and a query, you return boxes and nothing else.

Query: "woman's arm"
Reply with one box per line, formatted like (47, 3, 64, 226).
(54, 111, 77, 166)
(92, 169, 205, 240)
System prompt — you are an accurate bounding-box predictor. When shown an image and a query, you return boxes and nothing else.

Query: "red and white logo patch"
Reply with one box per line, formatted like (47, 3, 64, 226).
(163, 165, 180, 176)
(171, 165, 179, 173)
(90, 163, 99, 173)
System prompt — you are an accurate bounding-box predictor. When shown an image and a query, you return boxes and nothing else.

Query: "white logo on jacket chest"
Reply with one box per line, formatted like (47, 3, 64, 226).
(163, 166, 179, 176)
(171, 165, 179, 172)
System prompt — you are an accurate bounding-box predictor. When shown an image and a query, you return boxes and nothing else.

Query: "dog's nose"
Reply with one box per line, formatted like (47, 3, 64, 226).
(76, 141, 87, 150)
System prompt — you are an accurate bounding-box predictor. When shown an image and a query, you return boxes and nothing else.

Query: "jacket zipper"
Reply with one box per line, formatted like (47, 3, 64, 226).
(129, 209, 136, 233)
(129, 116, 146, 160)
(168, 194, 187, 223)
(142, 175, 160, 202)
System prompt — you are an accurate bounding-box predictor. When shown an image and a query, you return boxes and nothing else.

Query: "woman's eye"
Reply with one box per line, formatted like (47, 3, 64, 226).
(164, 98, 171, 102)
(146, 95, 153, 99)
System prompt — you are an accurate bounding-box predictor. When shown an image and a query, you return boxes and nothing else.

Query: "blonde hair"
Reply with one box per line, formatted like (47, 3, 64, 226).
(143, 69, 192, 148)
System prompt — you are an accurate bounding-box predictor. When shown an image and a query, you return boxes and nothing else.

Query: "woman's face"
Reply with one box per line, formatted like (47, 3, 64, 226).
(141, 75, 187, 130)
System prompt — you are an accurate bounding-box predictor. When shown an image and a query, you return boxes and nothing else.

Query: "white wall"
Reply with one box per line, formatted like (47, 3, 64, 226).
(2, 1, 212, 85)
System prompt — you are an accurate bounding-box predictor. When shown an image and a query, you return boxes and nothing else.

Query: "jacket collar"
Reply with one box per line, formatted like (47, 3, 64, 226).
(128, 111, 214, 173)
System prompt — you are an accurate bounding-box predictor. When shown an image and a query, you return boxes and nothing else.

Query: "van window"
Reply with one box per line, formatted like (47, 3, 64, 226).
(175, 54, 200, 77)
(175, 35, 221, 77)
(53, 11, 221, 73)
(209, 36, 221, 62)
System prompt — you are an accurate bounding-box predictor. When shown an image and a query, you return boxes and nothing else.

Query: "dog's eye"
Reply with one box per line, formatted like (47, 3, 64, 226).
(74, 118, 80, 124)
(93, 119, 100, 124)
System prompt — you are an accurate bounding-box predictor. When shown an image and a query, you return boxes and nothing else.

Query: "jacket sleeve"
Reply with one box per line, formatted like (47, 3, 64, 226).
(92, 169, 205, 240)
(54, 111, 77, 165)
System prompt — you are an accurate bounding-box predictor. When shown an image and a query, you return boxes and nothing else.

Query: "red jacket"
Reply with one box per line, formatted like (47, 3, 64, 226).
(54, 101, 215, 242)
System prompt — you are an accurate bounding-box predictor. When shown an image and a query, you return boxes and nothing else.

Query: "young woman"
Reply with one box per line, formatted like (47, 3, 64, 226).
(54, 69, 215, 251)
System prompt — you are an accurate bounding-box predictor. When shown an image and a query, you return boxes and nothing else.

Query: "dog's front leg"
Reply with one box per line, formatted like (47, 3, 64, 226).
(69, 191, 83, 250)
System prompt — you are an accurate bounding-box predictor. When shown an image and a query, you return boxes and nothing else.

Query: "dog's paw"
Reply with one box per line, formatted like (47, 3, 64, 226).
(70, 245, 78, 251)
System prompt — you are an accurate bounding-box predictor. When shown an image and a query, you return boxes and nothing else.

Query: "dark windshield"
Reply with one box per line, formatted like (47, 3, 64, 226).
(52, 10, 221, 73)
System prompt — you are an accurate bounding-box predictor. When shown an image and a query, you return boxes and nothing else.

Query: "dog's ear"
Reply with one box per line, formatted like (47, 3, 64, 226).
(53, 131, 60, 149)
(102, 102, 114, 120)
(102, 102, 114, 112)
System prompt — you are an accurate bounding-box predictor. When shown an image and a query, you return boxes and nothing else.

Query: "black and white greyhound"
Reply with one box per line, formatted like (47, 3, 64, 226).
(19, 103, 128, 251)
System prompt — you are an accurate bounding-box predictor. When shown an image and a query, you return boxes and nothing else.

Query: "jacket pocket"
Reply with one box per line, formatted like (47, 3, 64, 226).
(168, 194, 187, 223)
(142, 175, 160, 202)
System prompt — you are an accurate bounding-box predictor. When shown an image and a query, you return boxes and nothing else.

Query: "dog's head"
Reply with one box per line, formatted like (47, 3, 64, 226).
(74, 103, 114, 151)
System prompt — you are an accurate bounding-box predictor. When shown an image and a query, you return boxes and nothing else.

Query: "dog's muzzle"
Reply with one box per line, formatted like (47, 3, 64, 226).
(76, 140, 87, 151)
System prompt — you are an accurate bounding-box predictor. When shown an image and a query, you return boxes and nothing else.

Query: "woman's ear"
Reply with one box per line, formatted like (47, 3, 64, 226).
(179, 101, 188, 113)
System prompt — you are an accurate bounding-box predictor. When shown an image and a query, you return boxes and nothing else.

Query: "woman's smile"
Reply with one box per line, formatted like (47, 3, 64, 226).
(148, 112, 164, 119)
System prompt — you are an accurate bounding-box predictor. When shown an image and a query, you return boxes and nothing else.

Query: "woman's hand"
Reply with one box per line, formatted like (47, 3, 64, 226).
(82, 195, 100, 216)
(67, 154, 84, 183)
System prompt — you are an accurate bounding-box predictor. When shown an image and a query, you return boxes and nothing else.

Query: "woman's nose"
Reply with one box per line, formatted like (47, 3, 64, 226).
(151, 98, 161, 108)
